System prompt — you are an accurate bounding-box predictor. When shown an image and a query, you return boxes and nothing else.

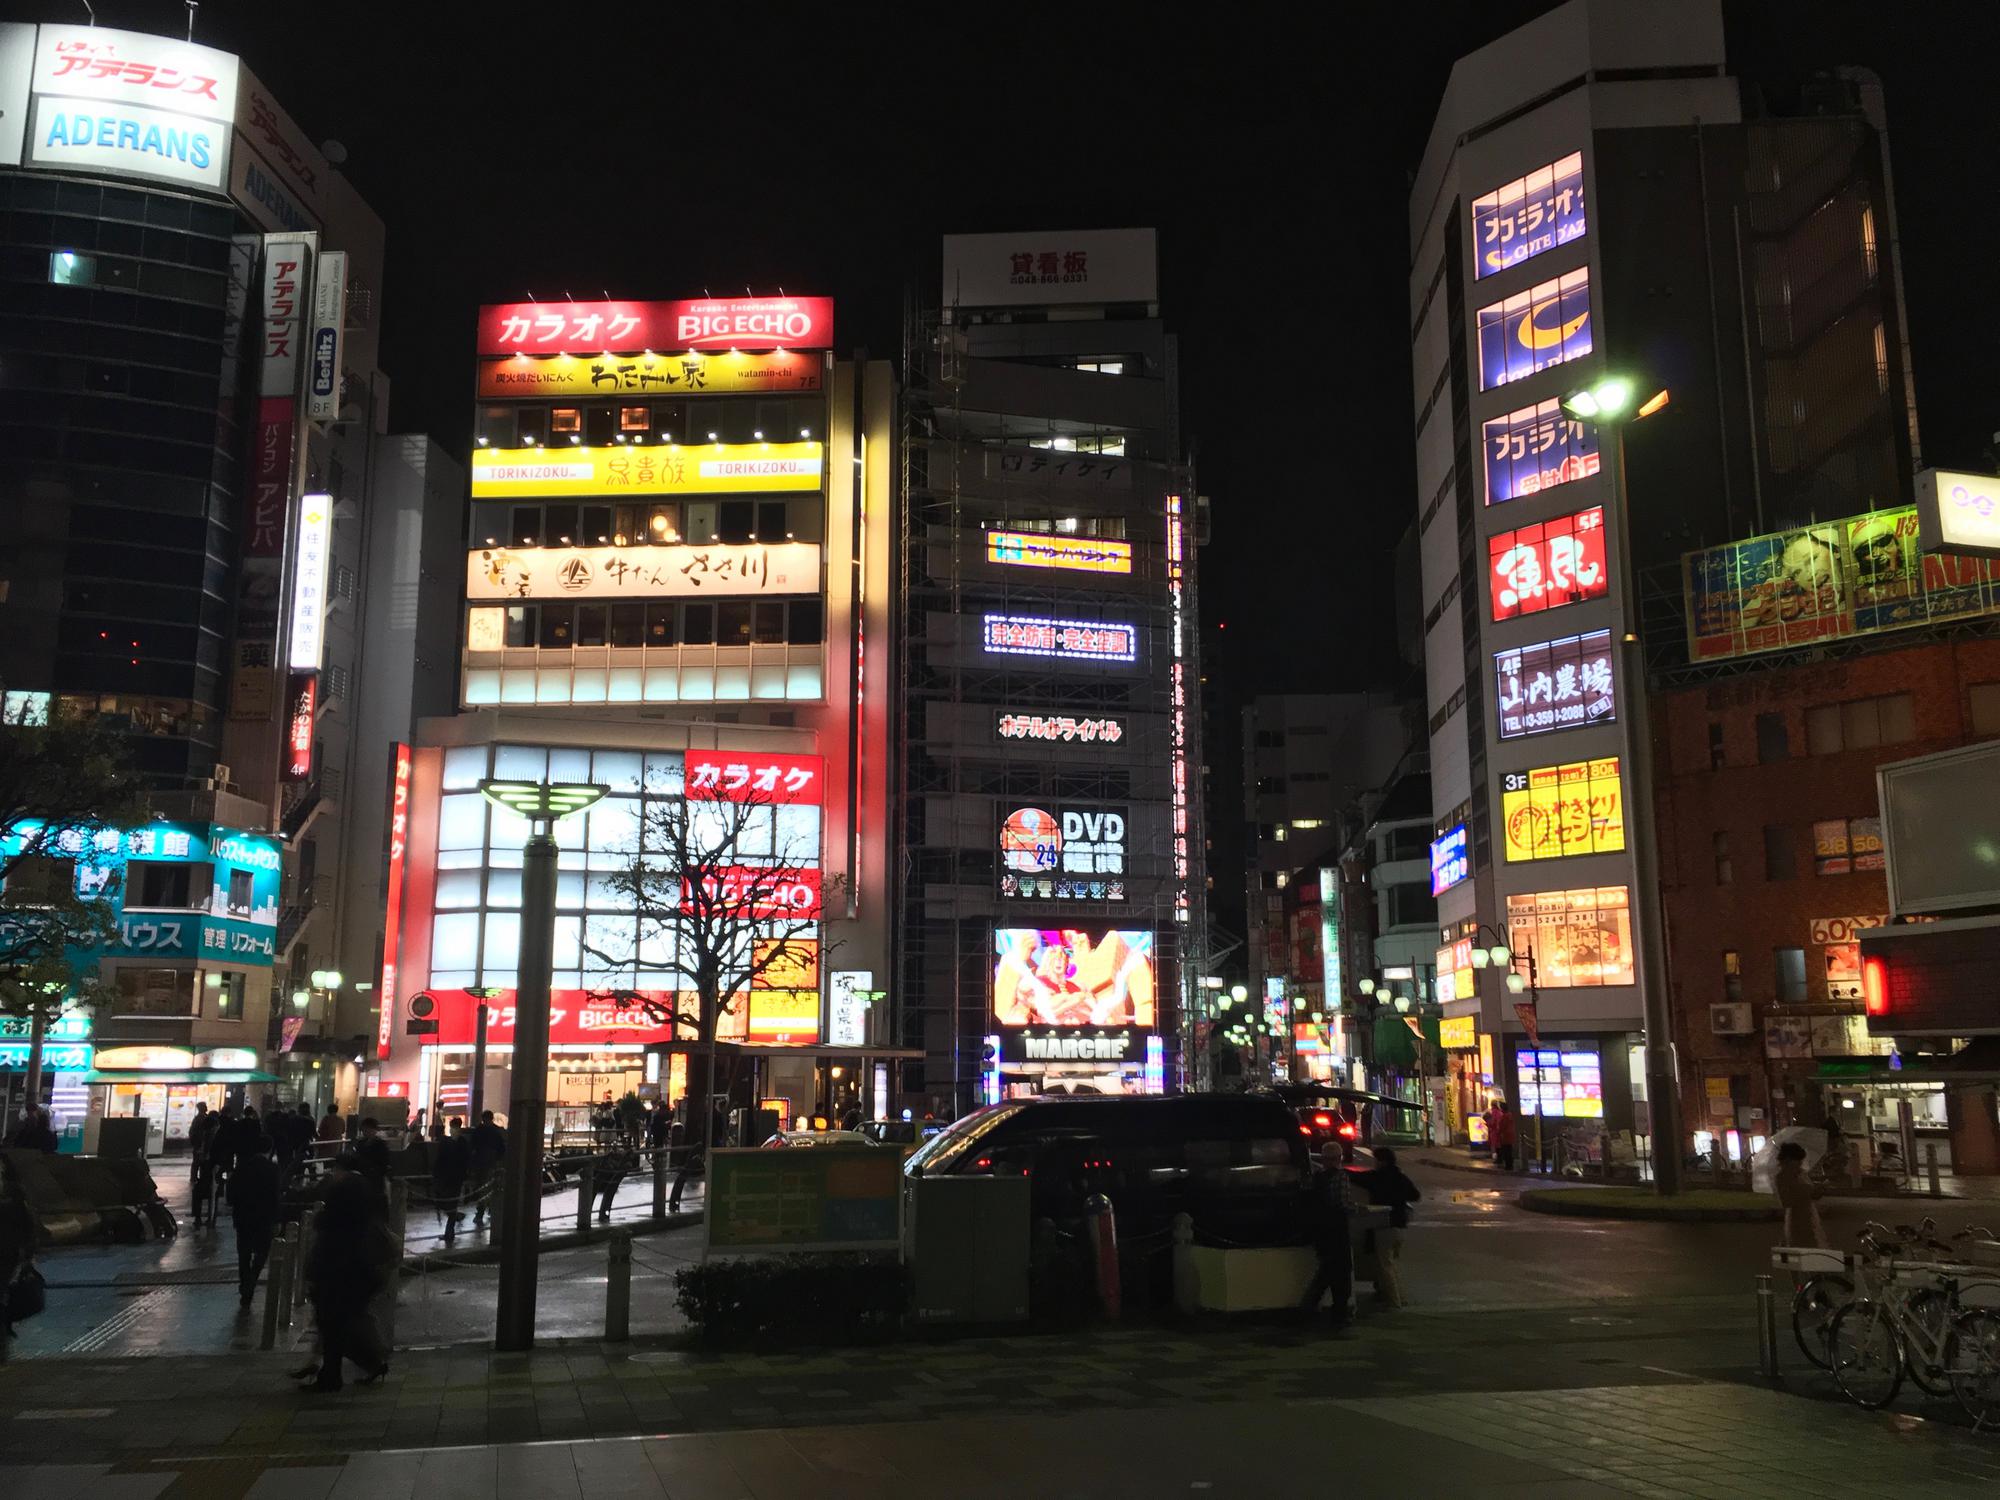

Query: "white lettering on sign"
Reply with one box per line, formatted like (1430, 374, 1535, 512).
(1022, 1034, 1132, 1061)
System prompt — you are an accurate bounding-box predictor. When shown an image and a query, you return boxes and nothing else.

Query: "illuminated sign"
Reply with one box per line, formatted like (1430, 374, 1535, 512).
(197, 1047, 258, 1070)
(683, 750, 823, 805)
(999, 1029, 1146, 1063)
(28, 97, 226, 190)
(471, 442, 822, 498)
(259, 241, 308, 398)
(1494, 629, 1616, 740)
(746, 989, 819, 1045)
(1516, 1044, 1603, 1118)
(1318, 867, 1341, 1012)
(286, 491, 332, 669)
(1501, 758, 1625, 862)
(1438, 1015, 1478, 1049)
(1167, 492, 1191, 925)
(994, 712, 1125, 745)
(428, 990, 676, 1047)
(1483, 398, 1599, 504)
(1490, 505, 1607, 620)
(681, 867, 821, 920)
(1683, 504, 2000, 662)
(982, 614, 1136, 662)
(999, 807, 1126, 879)
(466, 542, 819, 601)
(475, 296, 835, 355)
(22, 26, 239, 192)
(1476, 268, 1592, 391)
(993, 929, 1157, 1028)
(376, 743, 411, 1058)
(1917, 468, 2000, 558)
(985, 531, 1133, 574)
(94, 1045, 194, 1072)
(0, 1012, 91, 1073)
(828, 970, 872, 1048)
(1434, 937, 1476, 1005)
(1430, 825, 1470, 896)
(282, 672, 316, 781)
(306, 250, 345, 423)
(476, 349, 823, 399)
(1506, 887, 1634, 988)
(1472, 151, 1586, 279)
(30, 26, 238, 119)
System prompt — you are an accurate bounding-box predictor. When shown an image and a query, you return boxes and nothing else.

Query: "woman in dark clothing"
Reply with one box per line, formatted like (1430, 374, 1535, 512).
(1, 1158, 42, 1346)
(1354, 1147, 1422, 1308)
(228, 1131, 284, 1306)
(302, 1155, 391, 1391)
(430, 1120, 470, 1243)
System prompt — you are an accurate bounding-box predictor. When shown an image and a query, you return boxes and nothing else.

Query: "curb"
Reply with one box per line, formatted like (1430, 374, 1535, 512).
(1516, 1189, 1779, 1223)
(401, 1210, 702, 1270)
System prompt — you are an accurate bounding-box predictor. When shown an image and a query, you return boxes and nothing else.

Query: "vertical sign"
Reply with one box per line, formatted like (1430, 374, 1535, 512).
(1318, 867, 1341, 1012)
(259, 239, 307, 398)
(287, 492, 332, 669)
(282, 672, 316, 781)
(306, 249, 345, 423)
(1166, 493, 1190, 926)
(376, 743, 412, 1059)
(828, 970, 872, 1048)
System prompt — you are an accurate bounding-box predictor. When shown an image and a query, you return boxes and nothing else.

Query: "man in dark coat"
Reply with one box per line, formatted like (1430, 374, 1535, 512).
(1298, 1143, 1354, 1330)
(467, 1110, 506, 1227)
(302, 1155, 390, 1391)
(430, 1119, 470, 1243)
(228, 1130, 283, 1306)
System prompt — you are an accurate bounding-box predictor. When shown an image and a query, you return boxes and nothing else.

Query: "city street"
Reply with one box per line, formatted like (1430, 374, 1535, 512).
(6, 1158, 2000, 1496)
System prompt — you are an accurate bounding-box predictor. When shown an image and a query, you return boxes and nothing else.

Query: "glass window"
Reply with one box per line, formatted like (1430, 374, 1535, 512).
(1775, 947, 1808, 1004)
(111, 967, 195, 1017)
(580, 505, 613, 544)
(1481, 398, 1599, 505)
(1476, 268, 1593, 391)
(681, 603, 715, 645)
(684, 502, 717, 545)
(441, 745, 489, 791)
(1763, 825, 1795, 881)
(514, 407, 547, 447)
(50, 249, 98, 286)
(788, 599, 823, 644)
(1723, 950, 1743, 1002)
(1841, 698, 1881, 749)
(505, 606, 536, 647)
(1756, 712, 1788, 763)
(752, 601, 787, 644)
(646, 504, 680, 544)
(510, 506, 540, 546)
(478, 407, 517, 447)
(575, 605, 607, 647)
(757, 501, 788, 541)
(206, 970, 246, 1021)
(1881, 693, 1915, 743)
(550, 407, 581, 436)
(538, 605, 573, 648)
(719, 501, 755, 545)
(1708, 721, 1726, 769)
(437, 793, 488, 852)
(125, 859, 200, 907)
(1713, 831, 1732, 886)
(1972, 683, 2000, 736)
(717, 601, 753, 645)
(493, 744, 548, 781)
(645, 602, 676, 647)
(1471, 151, 1586, 280)
(620, 406, 650, 433)
(1805, 703, 1842, 755)
(609, 603, 645, 647)
(544, 504, 579, 544)
(584, 405, 616, 445)
(1504, 886, 1633, 987)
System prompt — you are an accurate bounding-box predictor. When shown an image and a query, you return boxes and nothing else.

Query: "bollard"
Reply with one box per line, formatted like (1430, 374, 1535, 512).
(606, 1229, 632, 1341)
(277, 1223, 300, 1331)
(260, 1230, 288, 1350)
(381, 1180, 408, 1350)
(652, 1148, 667, 1221)
(1756, 1273, 1778, 1379)
(576, 1163, 595, 1232)
(1084, 1192, 1120, 1320)
(1926, 1143, 1941, 1197)
(293, 1214, 313, 1307)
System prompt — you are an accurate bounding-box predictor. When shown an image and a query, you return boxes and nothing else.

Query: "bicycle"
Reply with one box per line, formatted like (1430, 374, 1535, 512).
(1787, 1218, 1985, 1379)
(1826, 1230, 2000, 1423)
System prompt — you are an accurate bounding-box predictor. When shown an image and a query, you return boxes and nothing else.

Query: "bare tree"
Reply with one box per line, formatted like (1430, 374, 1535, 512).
(584, 781, 825, 1148)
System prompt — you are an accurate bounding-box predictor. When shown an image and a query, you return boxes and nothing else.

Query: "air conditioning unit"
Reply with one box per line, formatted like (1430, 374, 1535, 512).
(207, 763, 234, 791)
(1709, 1002, 1753, 1036)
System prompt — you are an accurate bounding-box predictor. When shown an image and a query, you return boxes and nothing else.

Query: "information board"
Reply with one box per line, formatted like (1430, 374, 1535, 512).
(706, 1146, 902, 1252)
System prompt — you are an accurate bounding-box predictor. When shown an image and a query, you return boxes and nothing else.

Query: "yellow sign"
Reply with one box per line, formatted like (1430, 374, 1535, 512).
(755, 939, 820, 992)
(476, 349, 823, 400)
(985, 530, 1133, 575)
(1501, 757, 1624, 862)
(1438, 1014, 1478, 1050)
(747, 989, 819, 1045)
(472, 441, 823, 498)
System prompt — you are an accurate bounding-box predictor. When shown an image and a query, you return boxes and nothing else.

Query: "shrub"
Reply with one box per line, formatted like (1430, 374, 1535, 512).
(673, 1254, 907, 1346)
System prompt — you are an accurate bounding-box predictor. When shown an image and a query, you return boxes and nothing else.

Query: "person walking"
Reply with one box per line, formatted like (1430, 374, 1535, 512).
(187, 1102, 220, 1227)
(205, 1104, 242, 1229)
(1487, 1102, 1517, 1173)
(8, 1108, 57, 1153)
(352, 1117, 391, 1198)
(594, 1137, 635, 1223)
(430, 1118, 470, 1243)
(1, 1157, 43, 1353)
(228, 1130, 283, 1307)
(1775, 1140, 1826, 1248)
(1298, 1143, 1354, 1330)
(467, 1109, 506, 1227)
(1354, 1146, 1422, 1309)
(301, 1154, 391, 1392)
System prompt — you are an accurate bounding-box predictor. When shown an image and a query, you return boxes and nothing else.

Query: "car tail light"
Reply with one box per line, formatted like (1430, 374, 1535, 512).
(1298, 1123, 1312, 1137)
(1337, 1122, 1357, 1140)
(1863, 955, 1889, 1018)
(1312, 1112, 1333, 1129)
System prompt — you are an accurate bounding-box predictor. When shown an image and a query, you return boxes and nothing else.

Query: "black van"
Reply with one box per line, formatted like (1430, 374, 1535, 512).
(904, 1094, 1314, 1252)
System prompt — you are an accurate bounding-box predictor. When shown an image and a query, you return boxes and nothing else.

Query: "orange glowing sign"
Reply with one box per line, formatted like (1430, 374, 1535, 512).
(985, 531, 1132, 575)
(747, 989, 819, 1045)
(476, 349, 822, 399)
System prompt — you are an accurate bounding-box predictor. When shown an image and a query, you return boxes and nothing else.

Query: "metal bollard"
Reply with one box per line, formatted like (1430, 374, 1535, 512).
(1085, 1193, 1120, 1320)
(277, 1224, 301, 1331)
(606, 1229, 632, 1341)
(576, 1163, 595, 1232)
(260, 1229, 289, 1350)
(1926, 1143, 1941, 1196)
(652, 1149, 667, 1221)
(293, 1214, 313, 1307)
(1756, 1273, 1778, 1379)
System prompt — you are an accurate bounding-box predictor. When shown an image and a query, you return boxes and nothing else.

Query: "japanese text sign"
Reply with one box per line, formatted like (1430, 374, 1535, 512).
(746, 989, 819, 1045)
(1506, 888, 1633, 989)
(994, 712, 1125, 745)
(286, 492, 331, 669)
(985, 531, 1132, 575)
(1501, 758, 1625, 862)
(1494, 629, 1617, 740)
(684, 751, 823, 806)
(1430, 824, 1470, 896)
(1917, 468, 2000, 558)
(259, 240, 308, 398)
(983, 614, 1136, 663)
(32, 25, 239, 121)
(283, 671, 315, 781)
(471, 442, 823, 498)
(1483, 398, 1599, 505)
(467, 542, 819, 602)
(476, 349, 822, 399)
(1490, 505, 1608, 620)
(680, 867, 821, 921)
(1476, 268, 1592, 391)
(475, 297, 834, 356)
(1472, 151, 1586, 279)
(243, 397, 294, 558)
(376, 743, 410, 1058)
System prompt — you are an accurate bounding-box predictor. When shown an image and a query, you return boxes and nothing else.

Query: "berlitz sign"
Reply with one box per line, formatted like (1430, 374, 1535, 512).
(476, 297, 834, 356)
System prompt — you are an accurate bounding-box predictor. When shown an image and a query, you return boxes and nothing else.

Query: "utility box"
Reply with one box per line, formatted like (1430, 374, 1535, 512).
(905, 1175, 1030, 1324)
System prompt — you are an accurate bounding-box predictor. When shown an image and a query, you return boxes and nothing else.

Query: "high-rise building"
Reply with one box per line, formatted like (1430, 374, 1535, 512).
(0, 22, 452, 1143)
(374, 297, 898, 1132)
(898, 229, 1205, 1110)
(1409, 0, 1923, 1159)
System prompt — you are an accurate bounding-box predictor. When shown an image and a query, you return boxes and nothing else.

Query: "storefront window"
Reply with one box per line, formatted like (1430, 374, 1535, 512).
(109, 967, 197, 1017)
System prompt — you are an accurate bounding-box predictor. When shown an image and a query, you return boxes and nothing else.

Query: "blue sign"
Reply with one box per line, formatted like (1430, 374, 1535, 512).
(1483, 400, 1600, 505)
(1473, 152, 1587, 280)
(1430, 825, 1470, 897)
(0, 1042, 92, 1072)
(1476, 269, 1592, 392)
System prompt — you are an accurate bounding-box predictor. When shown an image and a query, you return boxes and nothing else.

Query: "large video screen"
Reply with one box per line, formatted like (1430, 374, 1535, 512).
(993, 928, 1156, 1028)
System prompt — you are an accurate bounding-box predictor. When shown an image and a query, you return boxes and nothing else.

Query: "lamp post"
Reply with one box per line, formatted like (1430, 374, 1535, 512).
(1562, 375, 1683, 1194)
(480, 778, 606, 1352)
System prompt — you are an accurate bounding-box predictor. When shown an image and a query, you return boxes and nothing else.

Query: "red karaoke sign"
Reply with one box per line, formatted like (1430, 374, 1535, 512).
(680, 867, 822, 921)
(429, 990, 677, 1048)
(476, 297, 834, 356)
(683, 750, 823, 805)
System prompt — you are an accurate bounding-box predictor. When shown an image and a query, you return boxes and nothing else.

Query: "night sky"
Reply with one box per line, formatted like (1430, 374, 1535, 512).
(30, 1, 2000, 700)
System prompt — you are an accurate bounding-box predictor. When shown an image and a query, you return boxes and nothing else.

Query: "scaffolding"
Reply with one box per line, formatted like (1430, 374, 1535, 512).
(894, 300, 1209, 1112)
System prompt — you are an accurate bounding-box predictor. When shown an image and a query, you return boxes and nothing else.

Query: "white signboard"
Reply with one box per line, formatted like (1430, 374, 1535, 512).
(307, 250, 346, 423)
(1916, 467, 2000, 559)
(0, 24, 34, 167)
(828, 970, 872, 1049)
(287, 492, 332, 670)
(466, 542, 821, 602)
(27, 94, 228, 190)
(943, 227, 1158, 308)
(259, 238, 310, 398)
(31, 25, 238, 121)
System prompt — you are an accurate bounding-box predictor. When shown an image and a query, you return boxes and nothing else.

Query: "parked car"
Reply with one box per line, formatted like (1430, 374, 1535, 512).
(855, 1119, 945, 1150)
(759, 1129, 871, 1149)
(1266, 1085, 1429, 1161)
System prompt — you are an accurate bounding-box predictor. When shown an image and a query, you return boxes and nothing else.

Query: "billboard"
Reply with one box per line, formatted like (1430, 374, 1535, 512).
(1494, 629, 1616, 740)
(1917, 468, 2000, 558)
(476, 297, 834, 356)
(680, 868, 821, 921)
(1430, 825, 1470, 896)
(994, 712, 1125, 745)
(942, 228, 1158, 308)
(746, 989, 819, 1045)
(1475, 268, 1592, 391)
(683, 750, 823, 805)
(428, 990, 677, 1047)
(305, 250, 345, 422)
(282, 672, 315, 781)
(1501, 758, 1625, 862)
(467, 542, 820, 601)
(23, 25, 238, 191)
(999, 807, 1126, 879)
(471, 443, 823, 498)
(286, 492, 331, 670)
(1489, 505, 1608, 620)
(476, 349, 823, 399)
(984, 531, 1132, 575)
(1483, 398, 1599, 504)
(376, 743, 411, 1058)
(1505, 887, 1633, 988)
(982, 614, 1136, 663)
(1682, 504, 2000, 662)
(1878, 741, 2000, 917)
(993, 928, 1157, 1027)
(1472, 151, 1587, 279)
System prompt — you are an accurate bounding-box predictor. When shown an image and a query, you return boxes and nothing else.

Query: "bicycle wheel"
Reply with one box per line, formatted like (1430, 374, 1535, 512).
(1903, 1287, 1956, 1397)
(1793, 1275, 1852, 1369)
(1945, 1308, 2000, 1427)
(668, 1160, 701, 1212)
(1828, 1299, 1904, 1408)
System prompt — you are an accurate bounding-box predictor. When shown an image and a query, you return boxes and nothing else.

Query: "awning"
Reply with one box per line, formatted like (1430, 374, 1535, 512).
(86, 1069, 283, 1084)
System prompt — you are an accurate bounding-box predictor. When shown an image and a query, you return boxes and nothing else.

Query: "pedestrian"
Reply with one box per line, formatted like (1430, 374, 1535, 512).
(1775, 1141, 1825, 1248)
(1298, 1142, 1354, 1330)
(228, 1129, 283, 1307)
(205, 1104, 242, 1227)
(1487, 1101, 1517, 1172)
(291, 1104, 318, 1172)
(594, 1137, 635, 1223)
(315, 1104, 345, 1160)
(645, 1099, 670, 1152)
(467, 1109, 506, 1227)
(353, 1116, 391, 1198)
(301, 1154, 391, 1392)
(8, 1108, 57, 1153)
(430, 1118, 469, 1243)
(1, 1156, 43, 1351)
(1354, 1146, 1422, 1309)
(187, 1101, 220, 1226)
(840, 1104, 863, 1133)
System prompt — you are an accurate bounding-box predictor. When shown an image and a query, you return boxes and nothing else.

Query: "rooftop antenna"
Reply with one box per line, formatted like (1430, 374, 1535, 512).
(79, 1, 94, 24)
(524, 291, 537, 302)
(186, 1, 197, 40)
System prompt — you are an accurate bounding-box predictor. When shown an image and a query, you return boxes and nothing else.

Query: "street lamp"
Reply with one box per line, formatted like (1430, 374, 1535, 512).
(479, 777, 607, 1352)
(1561, 373, 1684, 1196)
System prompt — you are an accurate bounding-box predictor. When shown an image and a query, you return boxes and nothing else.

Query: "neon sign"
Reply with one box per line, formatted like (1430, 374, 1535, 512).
(982, 614, 1136, 662)
(1472, 151, 1586, 279)
(985, 530, 1132, 574)
(1489, 505, 1608, 620)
